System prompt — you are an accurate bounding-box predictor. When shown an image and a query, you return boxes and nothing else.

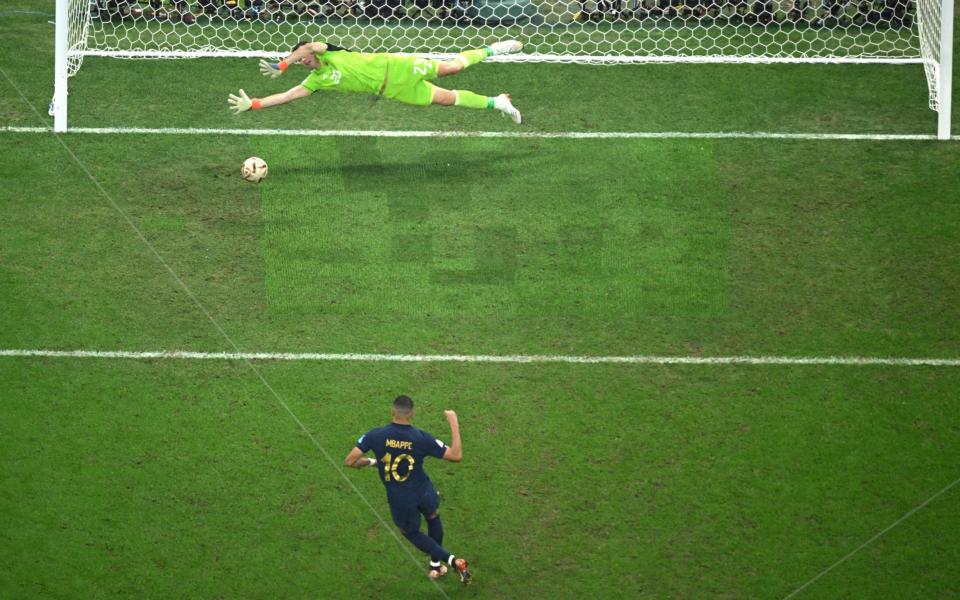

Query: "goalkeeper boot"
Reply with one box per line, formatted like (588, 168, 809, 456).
(489, 40, 523, 56)
(494, 94, 522, 124)
(453, 557, 473, 585)
(428, 562, 448, 580)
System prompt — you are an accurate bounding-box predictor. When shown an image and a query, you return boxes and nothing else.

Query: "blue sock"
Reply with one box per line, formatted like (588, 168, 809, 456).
(402, 529, 451, 564)
(427, 514, 444, 546)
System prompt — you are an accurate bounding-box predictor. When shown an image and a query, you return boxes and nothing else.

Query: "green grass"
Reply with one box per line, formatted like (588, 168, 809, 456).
(2, 2, 960, 598)
(4, 359, 960, 598)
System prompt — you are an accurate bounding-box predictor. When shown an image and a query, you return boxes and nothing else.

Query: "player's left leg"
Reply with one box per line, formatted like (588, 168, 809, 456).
(420, 485, 471, 586)
(431, 86, 522, 124)
(426, 510, 444, 546)
(382, 61, 522, 124)
(420, 485, 444, 546)
(436, 40, 524, 78)
(425, 511, 448, 580)
(391, 502, 454, 568)
(421, 485, 447, 579)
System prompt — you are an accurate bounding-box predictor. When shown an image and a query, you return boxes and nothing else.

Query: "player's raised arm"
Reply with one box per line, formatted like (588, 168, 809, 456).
(259, 41, 329, 78)
(228, 85, 311, 114)
(442, 410, 462, 462)
(284, 41, 328, 65)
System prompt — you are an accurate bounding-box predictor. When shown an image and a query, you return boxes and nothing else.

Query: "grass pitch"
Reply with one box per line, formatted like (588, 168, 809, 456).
(2, 2, 960, 598)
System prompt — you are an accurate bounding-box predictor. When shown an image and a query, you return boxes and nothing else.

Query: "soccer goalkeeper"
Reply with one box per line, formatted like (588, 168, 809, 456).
(228, 40, 524, 123)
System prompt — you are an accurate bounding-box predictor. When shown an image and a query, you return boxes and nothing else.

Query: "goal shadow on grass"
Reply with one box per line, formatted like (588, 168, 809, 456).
(269, 151, 530, 181)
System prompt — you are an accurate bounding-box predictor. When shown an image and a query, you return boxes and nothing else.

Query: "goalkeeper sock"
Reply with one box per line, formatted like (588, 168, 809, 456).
(455, 47, 492, 70)
(454, 90, 495, 110)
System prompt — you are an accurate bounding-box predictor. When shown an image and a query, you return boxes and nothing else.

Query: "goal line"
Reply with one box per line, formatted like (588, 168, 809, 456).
(2, 126, 951, 142)
(2, 349, 959, 366)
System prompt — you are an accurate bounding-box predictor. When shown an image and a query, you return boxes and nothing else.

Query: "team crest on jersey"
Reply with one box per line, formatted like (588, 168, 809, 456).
(323, 70, 342, 85)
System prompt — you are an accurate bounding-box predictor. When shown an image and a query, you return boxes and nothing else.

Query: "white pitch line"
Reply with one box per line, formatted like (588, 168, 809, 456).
(1, 125, 952, 141)
(1, 349, 959, 366)
(782, 475, 960, 599)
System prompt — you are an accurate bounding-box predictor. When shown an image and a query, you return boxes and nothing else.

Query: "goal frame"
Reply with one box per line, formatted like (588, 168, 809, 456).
(934, 0, 953, 139)
(52, 0, 953, 138)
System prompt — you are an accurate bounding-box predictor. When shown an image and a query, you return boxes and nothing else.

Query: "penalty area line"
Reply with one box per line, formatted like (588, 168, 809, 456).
(1, 349, 959, 366)
(1, 125, 951, 141)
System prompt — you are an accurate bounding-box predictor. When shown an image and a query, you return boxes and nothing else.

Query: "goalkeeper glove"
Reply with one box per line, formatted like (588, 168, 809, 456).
(228, 89, 254, 114)
(259, 59, 288, 79)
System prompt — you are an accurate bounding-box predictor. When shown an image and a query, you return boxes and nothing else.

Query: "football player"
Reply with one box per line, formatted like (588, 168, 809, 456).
(228, 40, 523, 123)
(343, 396, 472, 584)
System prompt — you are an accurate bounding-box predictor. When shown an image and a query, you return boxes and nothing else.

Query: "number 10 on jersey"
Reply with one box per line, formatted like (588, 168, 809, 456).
(381, 452, 415, 482)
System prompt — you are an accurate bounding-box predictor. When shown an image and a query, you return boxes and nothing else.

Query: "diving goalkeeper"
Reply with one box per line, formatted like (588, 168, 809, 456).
(228, 40, 524, 123)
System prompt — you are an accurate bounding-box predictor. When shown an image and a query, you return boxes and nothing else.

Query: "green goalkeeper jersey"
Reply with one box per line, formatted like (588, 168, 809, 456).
(299, 51, 390, 96)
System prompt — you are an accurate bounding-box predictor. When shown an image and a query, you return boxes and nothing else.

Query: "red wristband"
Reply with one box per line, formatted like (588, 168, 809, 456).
(278, 60, 289, 72)
(251, 98, 262, 110)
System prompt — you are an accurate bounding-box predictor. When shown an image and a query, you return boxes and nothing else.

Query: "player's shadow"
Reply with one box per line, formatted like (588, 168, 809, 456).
(270, 151, 530, 188)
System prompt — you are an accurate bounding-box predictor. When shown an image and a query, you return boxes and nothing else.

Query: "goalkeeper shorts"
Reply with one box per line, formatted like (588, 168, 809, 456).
(382, 55, 440, 106)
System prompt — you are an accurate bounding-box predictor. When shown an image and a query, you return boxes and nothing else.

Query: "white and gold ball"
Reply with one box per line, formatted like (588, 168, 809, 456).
(241, 156, 268, 183)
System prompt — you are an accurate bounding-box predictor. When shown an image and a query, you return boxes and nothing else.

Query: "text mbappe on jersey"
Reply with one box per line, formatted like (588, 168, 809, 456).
(385, 439, 413, 450)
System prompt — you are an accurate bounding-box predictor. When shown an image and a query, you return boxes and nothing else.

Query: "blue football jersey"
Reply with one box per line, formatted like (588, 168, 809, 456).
(357, 423, 448, 502)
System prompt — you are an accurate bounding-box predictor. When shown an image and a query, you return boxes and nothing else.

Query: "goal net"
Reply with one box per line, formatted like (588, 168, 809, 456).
(56, 0, 953, 136)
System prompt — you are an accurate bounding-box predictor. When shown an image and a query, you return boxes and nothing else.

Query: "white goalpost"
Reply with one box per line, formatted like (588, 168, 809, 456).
(53, 0, 952, 138)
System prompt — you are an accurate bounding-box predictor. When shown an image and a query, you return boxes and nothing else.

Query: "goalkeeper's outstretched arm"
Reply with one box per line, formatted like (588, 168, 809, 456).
(259, 42, 330, 78)
(228, 85, 310, 114)
(282, 42, 328, 67)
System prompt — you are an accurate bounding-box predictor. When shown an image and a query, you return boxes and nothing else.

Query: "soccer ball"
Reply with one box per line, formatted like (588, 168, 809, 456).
(241, 156, 268, 183)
